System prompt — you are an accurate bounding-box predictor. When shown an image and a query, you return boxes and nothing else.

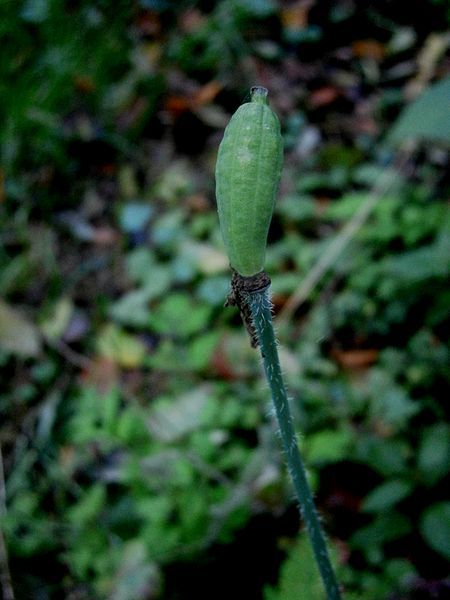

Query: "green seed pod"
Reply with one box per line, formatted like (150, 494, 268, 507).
(215, 86, 283, 277)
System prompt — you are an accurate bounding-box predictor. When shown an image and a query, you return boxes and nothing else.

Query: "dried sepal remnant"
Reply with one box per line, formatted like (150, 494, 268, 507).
(225, 270, 271, 348)
(215, 87, 283, 277)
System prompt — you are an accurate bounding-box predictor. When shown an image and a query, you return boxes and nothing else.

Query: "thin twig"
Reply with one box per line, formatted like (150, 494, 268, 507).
(0, 447, 15, 600)
(277, 146, 416, 326)
(45, 337, 92, 371)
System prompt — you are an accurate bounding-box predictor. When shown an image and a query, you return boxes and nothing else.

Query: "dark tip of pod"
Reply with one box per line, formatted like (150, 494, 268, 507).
(250, 86, 268, 104)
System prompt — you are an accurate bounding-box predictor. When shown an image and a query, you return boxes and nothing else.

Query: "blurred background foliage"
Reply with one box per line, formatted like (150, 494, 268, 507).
(1, 1, 450, 599)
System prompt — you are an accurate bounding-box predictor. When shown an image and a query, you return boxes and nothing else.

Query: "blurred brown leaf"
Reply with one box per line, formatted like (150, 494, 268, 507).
(74, 74, 96, 93)
(165, 80, 223, 118)
(308, 86, 340, 108)
(136, 10, 161, 36)
(281, 2, 310, 30)
(81, 356, 119, 395)
(352, 39, 385, 61)
(331, 348, 379, 370)
(191, 80, 222, 108)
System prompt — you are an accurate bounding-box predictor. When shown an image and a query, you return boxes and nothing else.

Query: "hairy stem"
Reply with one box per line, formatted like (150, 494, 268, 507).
(246, 287, 342, 600)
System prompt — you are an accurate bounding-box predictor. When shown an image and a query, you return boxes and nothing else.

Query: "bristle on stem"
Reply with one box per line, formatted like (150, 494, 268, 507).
(245, 281, 342, 600)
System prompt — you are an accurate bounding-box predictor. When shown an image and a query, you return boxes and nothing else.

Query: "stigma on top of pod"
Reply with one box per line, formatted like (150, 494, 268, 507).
(250, 86, 268, 104)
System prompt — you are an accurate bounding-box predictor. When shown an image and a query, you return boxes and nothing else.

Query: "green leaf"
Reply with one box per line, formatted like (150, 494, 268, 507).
(116, 407, 149, 445)
(351, 513, 411, 552)
(187, 330, 220, 371)
(178, 240, 228, 275)
(362, 480, 413, 513)
(367, 369, 419, 428)
(109, 540, 160, 600)
(354, 436, 410, 477)
(96, 324, 146, 367)
(197, 276, 231, 305)
(386, 77, 450, 145)
(417, 423, 450, 485)
(420, 502, 450, 560)
(40, 297, 73, 340)
(21, 0, 49, 23)
(148, 293, 211, 337)
(127, 248, 156, 284)
(119, 202, 153, 233)
(325, 192, 369, 221)
(109, 289, 151, 327)
(264, 536, 327, 600)
(305, 429, 353, 465)
(147, 386, 211, 442)
(0, 299, 41, 357)
(236, 0, 276, 18)
(136, 497, 173, 524)
(383, 230, 450, 284)
(125, 248, 171, 294)
(67, 485, 106, 524)
(154, 160, 193, 204)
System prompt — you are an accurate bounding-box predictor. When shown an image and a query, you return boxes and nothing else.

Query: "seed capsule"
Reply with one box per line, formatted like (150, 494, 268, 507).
(215, 86, 283, 277)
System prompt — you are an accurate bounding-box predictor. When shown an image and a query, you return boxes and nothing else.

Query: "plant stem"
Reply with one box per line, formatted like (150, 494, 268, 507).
(247, 286, 342, 600)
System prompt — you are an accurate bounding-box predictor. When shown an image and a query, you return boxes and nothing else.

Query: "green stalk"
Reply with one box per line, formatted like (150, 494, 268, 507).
(246, 287, 342, 600)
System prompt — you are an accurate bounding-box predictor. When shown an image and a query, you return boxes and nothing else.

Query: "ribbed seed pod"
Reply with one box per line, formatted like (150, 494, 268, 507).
(215, 86, 283, 277)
